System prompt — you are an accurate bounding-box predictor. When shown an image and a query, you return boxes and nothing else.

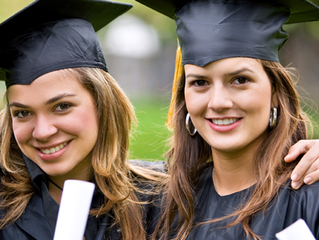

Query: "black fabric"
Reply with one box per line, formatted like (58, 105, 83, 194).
(0, 0, 132, 87)
(0, 157, 159, 239)
(2, 18, 107, 87)
(41, 180, 59, 231)
(176, 1, 290, 65)
(136, 0, 319, 23)
(166, 165, 319, 240)
(136, 0, 319, 66)
(0, 156, 119, 240)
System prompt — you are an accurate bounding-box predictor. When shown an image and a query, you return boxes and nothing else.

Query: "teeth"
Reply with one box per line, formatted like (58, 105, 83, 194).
(40, 142, 68, 154)
(212, 118, 239, 126)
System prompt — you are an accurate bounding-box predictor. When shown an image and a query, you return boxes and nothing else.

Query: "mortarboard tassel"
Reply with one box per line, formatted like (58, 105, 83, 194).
(166, 41, 183, 130)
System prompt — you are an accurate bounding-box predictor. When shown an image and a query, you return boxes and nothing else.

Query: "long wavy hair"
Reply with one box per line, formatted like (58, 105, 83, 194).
(152, 60, 311, 240)
(0, 67, 147, 240)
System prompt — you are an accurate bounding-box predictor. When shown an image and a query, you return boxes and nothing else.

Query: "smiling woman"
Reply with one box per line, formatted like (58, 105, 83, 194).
(7, 70, 99, 183)
(0, 1, 160, 240)
(135, 0, 319, 240)
(184, 58, 273, 155)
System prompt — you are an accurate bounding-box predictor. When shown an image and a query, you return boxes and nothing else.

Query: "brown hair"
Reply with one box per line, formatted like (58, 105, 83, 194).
(0, 67, 146, 240)
(152, 60, 311, 240)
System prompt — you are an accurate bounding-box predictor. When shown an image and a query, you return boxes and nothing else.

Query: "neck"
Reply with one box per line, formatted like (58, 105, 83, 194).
(48, 159, 94, 204)
(212, 160, 256, 196)
(212, 142, 261, 196)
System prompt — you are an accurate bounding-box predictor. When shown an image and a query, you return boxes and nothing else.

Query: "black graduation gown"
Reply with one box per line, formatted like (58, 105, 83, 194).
(168, 165, 319, 240)
(0, 157, 156, 240)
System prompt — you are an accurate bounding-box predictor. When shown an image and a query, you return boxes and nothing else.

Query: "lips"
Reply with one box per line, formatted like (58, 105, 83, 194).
(39, 141, 69, 154)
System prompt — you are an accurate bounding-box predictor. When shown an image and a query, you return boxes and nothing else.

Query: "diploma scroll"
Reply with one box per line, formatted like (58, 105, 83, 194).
(53, 180, 95, 240)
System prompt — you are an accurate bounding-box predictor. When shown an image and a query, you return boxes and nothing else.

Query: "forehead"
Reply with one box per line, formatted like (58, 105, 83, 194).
(7, 70, 84, 103)
(184, 57, 264, 75)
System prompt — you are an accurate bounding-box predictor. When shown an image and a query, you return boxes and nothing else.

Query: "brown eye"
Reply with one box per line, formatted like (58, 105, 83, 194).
(55, 103, 71, 111)
(233, 77, 249, 84)
(15, 110, 31, 118)
(194, 80, 207, 86)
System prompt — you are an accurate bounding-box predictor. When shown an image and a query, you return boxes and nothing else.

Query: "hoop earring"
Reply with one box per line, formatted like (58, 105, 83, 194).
(269, 107, 277, 128)
(185, 113, 197, 136)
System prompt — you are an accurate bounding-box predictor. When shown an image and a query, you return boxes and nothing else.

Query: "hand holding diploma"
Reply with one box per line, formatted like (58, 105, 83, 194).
(53, 180, 95, 240)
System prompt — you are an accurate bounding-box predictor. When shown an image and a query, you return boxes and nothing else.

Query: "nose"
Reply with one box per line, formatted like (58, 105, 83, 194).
(32, 115, 58, 142)
(207, 84, 233, 112)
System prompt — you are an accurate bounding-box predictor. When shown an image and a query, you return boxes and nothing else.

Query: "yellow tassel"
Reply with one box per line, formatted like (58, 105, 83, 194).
(166, 42, 183, 130)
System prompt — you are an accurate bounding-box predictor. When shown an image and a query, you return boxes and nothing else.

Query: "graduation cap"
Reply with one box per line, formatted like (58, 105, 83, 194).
(136, 0, 319, 128)
(136, 0, 319, 66)
(0, 0, 132, 87)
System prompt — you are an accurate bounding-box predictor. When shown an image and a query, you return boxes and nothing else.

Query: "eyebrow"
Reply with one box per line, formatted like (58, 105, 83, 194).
(45, 93, 76, 105)
(186, 68, 255, 79)
(9, 93, 76, 108)
(186, 74, 208, 79)
(226, 68, 255, 76)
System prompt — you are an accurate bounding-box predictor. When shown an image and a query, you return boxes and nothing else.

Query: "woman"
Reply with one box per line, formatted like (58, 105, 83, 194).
(135, 0, 319, 239)
(0, 0, 156, 239)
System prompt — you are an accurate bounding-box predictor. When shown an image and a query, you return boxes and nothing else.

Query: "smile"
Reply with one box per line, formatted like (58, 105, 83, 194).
(40, 141, 69, 154)
(211, 118, 240, 126)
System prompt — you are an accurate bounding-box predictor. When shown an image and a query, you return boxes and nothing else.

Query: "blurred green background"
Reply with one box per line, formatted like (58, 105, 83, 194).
(0, 0, 318, 162)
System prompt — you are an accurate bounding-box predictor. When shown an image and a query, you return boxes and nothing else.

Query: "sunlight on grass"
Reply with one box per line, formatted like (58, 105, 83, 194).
(129, 98, 172, 161)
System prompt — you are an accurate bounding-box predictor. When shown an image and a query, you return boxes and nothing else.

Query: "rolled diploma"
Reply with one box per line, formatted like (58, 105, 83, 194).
(53, 180, 95, 240)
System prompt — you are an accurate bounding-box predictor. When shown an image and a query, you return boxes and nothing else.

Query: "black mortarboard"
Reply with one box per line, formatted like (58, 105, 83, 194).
(136, 0, 319, 66)
(0, 0, 132, 87)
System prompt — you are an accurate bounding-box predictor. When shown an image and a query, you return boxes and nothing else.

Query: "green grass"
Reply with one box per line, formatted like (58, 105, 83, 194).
(129, 98, 172, 161)
(303, 105, 319, 139)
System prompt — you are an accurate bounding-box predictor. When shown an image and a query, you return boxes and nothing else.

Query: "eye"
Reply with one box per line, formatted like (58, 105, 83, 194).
(193, 80, 208, 87)
(55, 102, 72, 112)
(14, 110, 31, 118)
(233, 77, 249, 85)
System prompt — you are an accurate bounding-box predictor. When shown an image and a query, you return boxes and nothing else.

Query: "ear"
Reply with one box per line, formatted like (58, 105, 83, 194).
(271, 91, 279, 108)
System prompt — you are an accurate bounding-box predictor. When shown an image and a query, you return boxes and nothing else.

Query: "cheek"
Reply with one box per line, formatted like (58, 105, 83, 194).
(185, 90, 206, 114)
(245, 91, 272, 124)
(64, 106, 98, 137)
(11, 120, 33, 146)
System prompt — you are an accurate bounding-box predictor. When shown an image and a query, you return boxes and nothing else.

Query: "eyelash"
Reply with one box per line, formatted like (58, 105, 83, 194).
(13, 102, 72, 119)
(232, 76, 250, 85)
(54, 102, 72, 112)
(13, 110, 31, 118)
(191, 79, 208, 87)
(190, 76, 250, 87)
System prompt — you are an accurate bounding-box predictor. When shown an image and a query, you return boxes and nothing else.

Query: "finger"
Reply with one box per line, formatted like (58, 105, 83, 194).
(303, 164, 319, 185)
(291, 180, 302, 190)
(298, 170, 319, 187)
(284, 140, 313, 163)
(290, 153, 318, 181)
(291, 157, 319, 189)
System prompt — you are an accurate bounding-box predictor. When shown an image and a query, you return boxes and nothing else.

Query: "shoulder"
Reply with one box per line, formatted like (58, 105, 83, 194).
(128, 159, 167, 173)
(280, 181, 319, 210)
(127, 160, 166, 199)
(128, 159, 167, 188)
(281, 181, 319, 238)
(289, 181, 319, 200)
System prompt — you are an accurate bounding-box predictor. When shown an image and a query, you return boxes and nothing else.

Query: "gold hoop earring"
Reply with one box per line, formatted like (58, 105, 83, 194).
(185, 113, 197, 136)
